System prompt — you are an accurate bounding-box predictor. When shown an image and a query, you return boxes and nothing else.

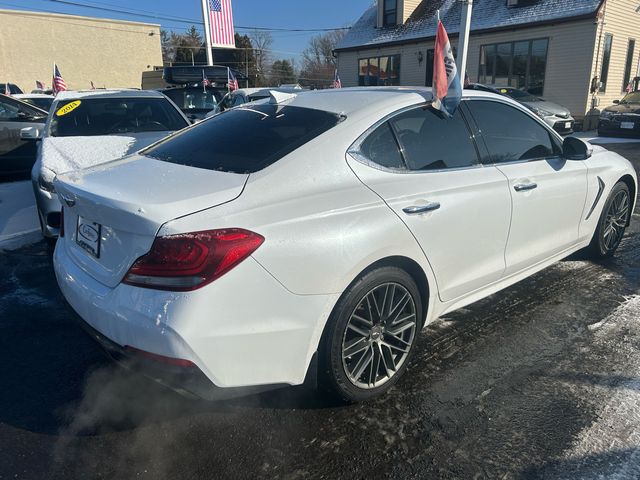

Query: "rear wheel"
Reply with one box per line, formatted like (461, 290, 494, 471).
(320, 266, 422, 403)
(588, 181, 631, 258)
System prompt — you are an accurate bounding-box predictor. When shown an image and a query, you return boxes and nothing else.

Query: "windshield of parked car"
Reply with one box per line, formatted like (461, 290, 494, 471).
(621, 91, 640, 103)
(143, 104, 343, 173)
(162, 88, 221, 112)
(501, 89, 541, 102)
(49, 97, 189, 137)
(20, 97, 53, 111)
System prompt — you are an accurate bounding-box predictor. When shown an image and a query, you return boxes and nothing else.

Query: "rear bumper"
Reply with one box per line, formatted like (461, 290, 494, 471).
(53, 238, 338, 396)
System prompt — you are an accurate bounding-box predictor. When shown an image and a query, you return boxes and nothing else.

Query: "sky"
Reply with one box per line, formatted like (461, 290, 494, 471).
(2, 0, 372, 62)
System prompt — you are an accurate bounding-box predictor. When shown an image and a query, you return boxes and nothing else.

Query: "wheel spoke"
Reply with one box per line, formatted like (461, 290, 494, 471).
(382, 340, 410, 355)
(386, 318, 416, 336)
(387, 293, 410, 325)
(351, 313, 373, 327)
(347, 323, 370, 338)
(343, 337, 370, 358)
(351, 346, 374, 382)
(379, 343, 396, 377)
(369, 346, 381, 386)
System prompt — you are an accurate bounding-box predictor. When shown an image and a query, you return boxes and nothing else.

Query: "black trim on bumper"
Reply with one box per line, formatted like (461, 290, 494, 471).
(74, 315, 289, 401)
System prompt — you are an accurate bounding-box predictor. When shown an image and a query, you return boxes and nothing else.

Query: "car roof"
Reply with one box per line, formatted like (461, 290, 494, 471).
(232, 87, 303, 96)
(279, 87, 509, 117)
(55, 89, 165, 101)
(14, 93, 54, 99)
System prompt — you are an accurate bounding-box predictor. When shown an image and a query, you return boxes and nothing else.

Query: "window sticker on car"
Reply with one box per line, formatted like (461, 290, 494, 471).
(500, 89, 508, 93)
(56, 100, 81, 117)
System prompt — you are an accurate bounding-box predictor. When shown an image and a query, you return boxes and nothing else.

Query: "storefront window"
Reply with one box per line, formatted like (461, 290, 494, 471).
(600, 34, 613, 93)
(358, 55, 401, 86)
(478, 38, 549, 95)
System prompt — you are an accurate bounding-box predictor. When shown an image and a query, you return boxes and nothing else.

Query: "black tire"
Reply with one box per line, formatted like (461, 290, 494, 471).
(588, 181, 631, 258)
(319, 266, 423, 403)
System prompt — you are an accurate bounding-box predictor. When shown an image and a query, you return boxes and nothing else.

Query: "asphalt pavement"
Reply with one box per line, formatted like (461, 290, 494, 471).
(1, 143, 639, 480)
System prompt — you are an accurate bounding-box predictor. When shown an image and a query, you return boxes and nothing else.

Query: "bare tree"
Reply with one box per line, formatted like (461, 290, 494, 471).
(249, 30, 274, 86)
(299, 30, 346, 88)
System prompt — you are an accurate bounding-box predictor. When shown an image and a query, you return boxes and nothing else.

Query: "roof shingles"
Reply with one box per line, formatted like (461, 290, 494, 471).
(337, 0, 602, 51)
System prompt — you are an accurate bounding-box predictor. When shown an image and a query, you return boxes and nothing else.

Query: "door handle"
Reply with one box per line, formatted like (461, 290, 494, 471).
(402, 202, 441, 215)
(514, 182, 538, 192)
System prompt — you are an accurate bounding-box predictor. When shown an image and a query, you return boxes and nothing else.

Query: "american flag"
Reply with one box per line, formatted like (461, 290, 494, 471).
(36, 80, 45, 90)
(208, 0, 235, 47)
(90, 81, 96, 90)
(202, 69, 211, 92)
(52, 64, 67, 95)
(332, 70, 342, 89)
(227, 68, 239, 92)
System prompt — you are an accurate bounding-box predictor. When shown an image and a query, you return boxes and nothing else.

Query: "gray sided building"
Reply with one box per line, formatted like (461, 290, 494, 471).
(336, 0, 640, 128)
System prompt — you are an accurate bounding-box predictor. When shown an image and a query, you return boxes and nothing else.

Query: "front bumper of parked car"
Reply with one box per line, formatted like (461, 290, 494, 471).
(598, 114, 640, 137)
(542, 115, 575, 135)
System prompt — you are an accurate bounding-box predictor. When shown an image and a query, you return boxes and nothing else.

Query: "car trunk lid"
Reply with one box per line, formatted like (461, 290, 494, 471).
(55, 154, 248, 288)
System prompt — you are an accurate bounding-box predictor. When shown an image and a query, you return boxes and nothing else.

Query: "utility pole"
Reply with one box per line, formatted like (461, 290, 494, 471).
(201, 0, 214, 66)
(456, 0, 473, 83)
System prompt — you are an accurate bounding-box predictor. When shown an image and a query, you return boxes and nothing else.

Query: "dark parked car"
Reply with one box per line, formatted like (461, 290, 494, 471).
(0, 83, 24, 95)
(160, 86, 225, 122)
(598, 91, 640, 137)
(0, 94, 47, 181)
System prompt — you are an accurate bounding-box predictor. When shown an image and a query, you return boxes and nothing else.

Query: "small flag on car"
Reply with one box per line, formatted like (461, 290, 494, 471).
(332, 70, 342, 89)
(36, 80, 45, 90)
(52, 63, 67, 95)
(227, 67, 239, 92)
(90, 81, 96, 90)
(202, 69, 211, 92)
(432, 19, 461, 117)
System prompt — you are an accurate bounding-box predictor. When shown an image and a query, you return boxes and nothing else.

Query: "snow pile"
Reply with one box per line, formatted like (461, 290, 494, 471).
(0, 181, 40, 250)
(38, 136, 137, 183)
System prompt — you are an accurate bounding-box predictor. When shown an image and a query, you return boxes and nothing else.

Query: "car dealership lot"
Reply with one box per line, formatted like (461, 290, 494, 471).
(0, 142, 639, 480)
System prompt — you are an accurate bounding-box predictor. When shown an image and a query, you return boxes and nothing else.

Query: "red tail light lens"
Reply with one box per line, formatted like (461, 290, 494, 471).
(122, 228, 264, 291)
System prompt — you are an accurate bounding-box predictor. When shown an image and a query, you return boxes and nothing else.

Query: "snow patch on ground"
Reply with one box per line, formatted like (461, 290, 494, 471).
(0, 181, 40, 250)
(559, 296, 640, 478)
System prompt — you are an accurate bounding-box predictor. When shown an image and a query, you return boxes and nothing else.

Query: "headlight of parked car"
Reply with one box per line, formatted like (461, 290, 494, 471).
(38, 173, 56, 193)
(599, 110, 615, 119)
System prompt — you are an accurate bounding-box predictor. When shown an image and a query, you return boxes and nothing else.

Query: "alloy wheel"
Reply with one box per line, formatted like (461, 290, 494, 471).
(341, 282, 417, 389)
(602, 189, 629, 251)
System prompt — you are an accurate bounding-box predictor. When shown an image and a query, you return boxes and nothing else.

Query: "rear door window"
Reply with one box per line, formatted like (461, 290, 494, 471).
(466, 100, 560, 163)
(389, 107, 479, 171)
(143, 104, 342, 173)
(358, 122, 405, 169)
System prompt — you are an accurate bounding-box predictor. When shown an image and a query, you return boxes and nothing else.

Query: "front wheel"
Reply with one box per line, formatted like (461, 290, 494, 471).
(588, 181, 631, 258)
(320, 266, 423, 403)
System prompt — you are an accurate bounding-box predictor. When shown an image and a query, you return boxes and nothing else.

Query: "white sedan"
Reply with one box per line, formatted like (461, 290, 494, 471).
(52, 88, 637, 402)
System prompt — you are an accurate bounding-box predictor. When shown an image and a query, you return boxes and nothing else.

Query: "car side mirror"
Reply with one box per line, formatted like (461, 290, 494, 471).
(20, 126, 42, 141)
(613, 99, 620, 104)
(563, 136, 592, 160)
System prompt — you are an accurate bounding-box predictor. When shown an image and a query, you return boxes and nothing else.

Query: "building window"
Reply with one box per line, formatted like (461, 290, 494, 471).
(478, 38, 549, 95)
(383, 0, 397, 27)
(623, 39, 636, 92)
(600, 33, 613, 93)
(425, 47, 457, 86)
(358, 55, 401, 86)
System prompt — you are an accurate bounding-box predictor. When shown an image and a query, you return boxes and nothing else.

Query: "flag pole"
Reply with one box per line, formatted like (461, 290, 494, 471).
(201, 0, 214, 66)
(456, 0, 473, 84)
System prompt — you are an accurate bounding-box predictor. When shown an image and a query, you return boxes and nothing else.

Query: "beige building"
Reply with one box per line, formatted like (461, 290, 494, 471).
(0, 9, 162, 92)
(336, 0, 640, 128)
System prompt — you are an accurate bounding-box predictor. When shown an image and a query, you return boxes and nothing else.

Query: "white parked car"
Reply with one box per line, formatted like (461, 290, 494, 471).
(30, 89, 189, 238)
(52, 88, 637, 402)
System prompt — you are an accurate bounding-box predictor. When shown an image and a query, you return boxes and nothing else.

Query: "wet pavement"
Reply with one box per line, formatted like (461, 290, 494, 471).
(1, 143, 639, 480)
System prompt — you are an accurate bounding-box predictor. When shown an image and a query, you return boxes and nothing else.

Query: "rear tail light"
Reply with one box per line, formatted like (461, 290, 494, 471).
(122, 228, 264, 291)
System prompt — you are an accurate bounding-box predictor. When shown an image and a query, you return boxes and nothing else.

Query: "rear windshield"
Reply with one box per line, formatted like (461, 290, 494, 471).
(163, 88, 222, 112)
(143, 104, 342, 173)
(49, 97, 189, 137)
